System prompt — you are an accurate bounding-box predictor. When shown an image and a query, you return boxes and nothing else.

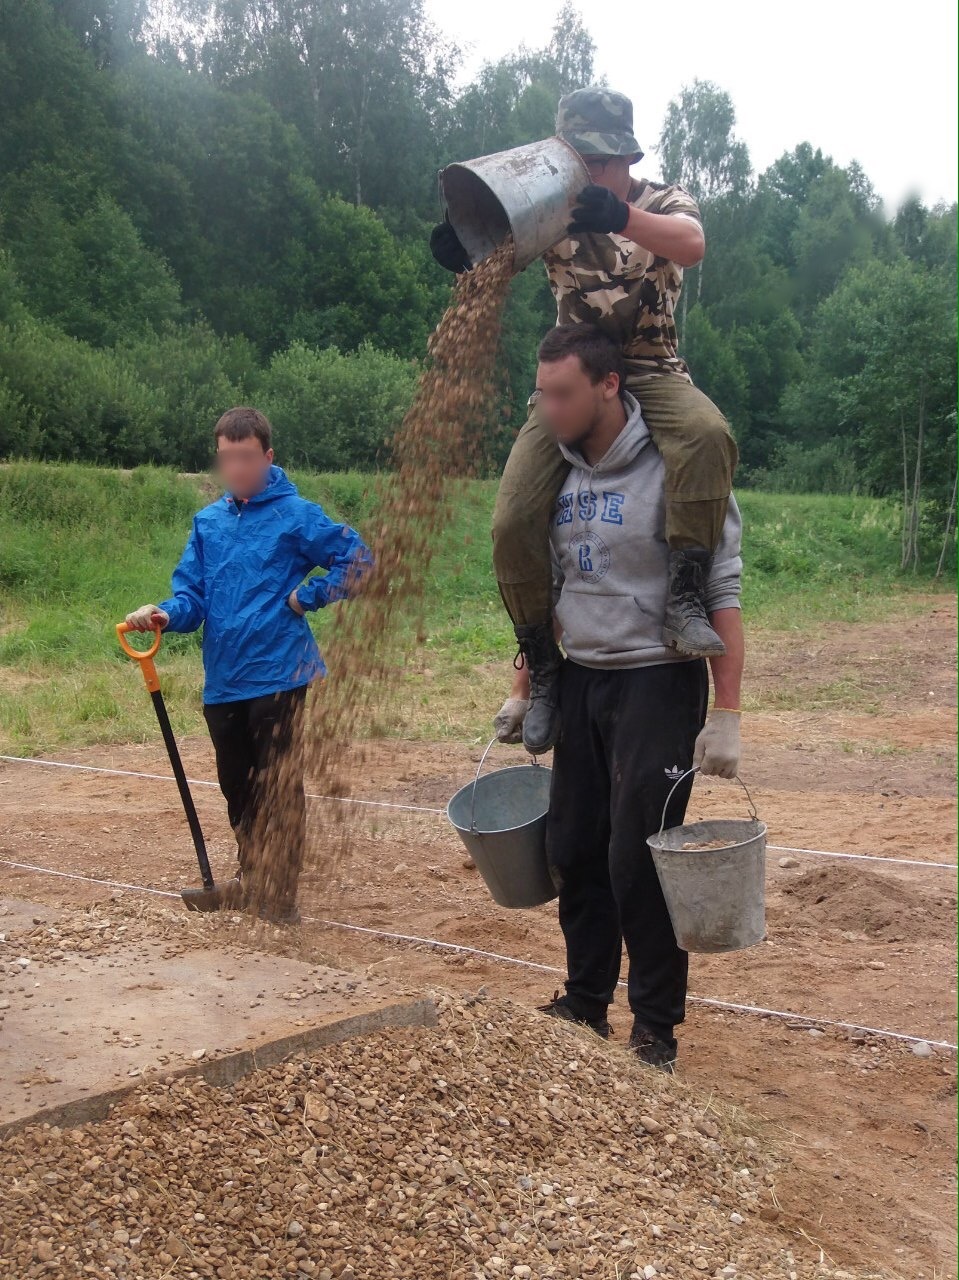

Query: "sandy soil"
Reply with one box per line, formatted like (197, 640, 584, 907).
(0, 600, 955, 1278)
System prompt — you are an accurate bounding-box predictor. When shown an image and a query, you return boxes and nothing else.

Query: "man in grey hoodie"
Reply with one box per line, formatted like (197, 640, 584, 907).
(506, 323, 744, 1071)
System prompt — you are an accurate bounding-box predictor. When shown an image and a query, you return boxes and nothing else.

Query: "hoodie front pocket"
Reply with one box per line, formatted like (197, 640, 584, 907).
(556, 589, 656, 660)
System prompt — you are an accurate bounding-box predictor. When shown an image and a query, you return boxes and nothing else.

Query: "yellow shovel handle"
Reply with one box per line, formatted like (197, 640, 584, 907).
(116, 622, 162, 694)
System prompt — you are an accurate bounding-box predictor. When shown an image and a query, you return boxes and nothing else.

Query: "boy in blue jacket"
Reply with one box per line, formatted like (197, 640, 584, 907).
(125, 407, 372, 923)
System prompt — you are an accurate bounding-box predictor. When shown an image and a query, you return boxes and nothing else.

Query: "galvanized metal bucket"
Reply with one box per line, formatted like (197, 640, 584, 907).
(440, 136, 589, 272)
(447, 739, 556, 910)
(647, 769, 767, 954)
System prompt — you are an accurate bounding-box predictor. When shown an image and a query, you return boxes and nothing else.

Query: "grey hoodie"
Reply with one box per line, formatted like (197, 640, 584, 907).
(551, 392, 742, 670)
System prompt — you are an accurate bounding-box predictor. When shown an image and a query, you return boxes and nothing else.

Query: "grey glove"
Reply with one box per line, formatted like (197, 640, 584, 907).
(125, 604, 169, 632)
(693, 710, 741, 779)
(493, 697, 530, 745)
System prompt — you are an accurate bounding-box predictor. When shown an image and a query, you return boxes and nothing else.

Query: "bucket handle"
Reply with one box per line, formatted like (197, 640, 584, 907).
(656, 767, 758, 837)
(469, 737, 540, 833)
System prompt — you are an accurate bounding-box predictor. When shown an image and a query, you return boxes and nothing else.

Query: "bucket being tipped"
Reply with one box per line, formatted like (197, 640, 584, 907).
(647, 769, 767, 954)
(440, 136, 588, 272)
(447, 739, 556, 910)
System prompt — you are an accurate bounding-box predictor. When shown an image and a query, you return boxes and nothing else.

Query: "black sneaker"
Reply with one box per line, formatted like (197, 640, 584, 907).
(537, 991, 611, 1040)
(629, 1022, 677, 1072)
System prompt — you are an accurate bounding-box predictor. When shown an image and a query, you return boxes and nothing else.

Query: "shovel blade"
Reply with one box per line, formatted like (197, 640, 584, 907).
(181, 875, 245, 913)
(181, 886, 222, 912)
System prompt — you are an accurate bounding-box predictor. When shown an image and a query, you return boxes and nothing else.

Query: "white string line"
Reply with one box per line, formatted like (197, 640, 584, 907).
(309, 919, 958, 1052)
(0, 859, 180, 900)
(1, 856, 955, 1053)
(0, 755, 444, 814)
(2, 753, 956, 870)
(763, 842, 956, 868)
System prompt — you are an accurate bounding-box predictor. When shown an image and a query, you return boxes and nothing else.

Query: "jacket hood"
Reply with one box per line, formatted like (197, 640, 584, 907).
(225, 465, 298, 507)
(556, 392, 650, 476)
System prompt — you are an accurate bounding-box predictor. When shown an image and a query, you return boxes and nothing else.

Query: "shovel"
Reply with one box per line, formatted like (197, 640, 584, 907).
(116, 621, 240, 912)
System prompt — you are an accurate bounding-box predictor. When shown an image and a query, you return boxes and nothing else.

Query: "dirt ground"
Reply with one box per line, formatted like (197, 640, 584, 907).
(0, 599, 955, 1278)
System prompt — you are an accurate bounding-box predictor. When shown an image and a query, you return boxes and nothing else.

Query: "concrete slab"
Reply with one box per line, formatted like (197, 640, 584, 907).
(0, 898, 435, 1136)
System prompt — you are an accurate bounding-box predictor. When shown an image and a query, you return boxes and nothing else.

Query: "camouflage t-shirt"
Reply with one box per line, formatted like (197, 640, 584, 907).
(543, 177, 701, 380)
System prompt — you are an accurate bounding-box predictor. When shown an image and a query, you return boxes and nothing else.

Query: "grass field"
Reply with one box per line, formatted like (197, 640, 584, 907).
(0, 462, 952, 754)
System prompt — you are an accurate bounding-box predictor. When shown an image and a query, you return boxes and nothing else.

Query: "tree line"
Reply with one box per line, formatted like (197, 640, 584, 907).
(0, 0, 955, 567)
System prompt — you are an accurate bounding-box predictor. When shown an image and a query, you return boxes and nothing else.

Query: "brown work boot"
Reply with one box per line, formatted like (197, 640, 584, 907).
(663, 548, 726, 658)
(514, 622, 563, 755)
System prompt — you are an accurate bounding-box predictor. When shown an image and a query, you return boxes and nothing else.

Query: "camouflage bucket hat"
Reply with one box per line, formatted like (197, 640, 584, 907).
(555, 87, 644, 161)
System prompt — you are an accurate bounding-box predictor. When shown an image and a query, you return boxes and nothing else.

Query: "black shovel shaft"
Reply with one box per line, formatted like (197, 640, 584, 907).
(149, 688, 214, 890)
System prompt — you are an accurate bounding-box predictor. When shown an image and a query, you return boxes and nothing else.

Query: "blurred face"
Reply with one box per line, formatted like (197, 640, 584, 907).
(215, 434, 273, 499)
(536, 354, 621, 447)
(578, 153, 633, 197)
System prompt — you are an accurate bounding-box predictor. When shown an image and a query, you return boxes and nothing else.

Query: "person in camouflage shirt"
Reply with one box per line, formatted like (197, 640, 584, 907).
(430, 88, 739, 756)
(544, 178, 701, 376)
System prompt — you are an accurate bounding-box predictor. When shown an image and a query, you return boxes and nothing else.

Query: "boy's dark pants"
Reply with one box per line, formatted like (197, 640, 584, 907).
(203, 686, 307, 911)
(546, 659, 708, 1044)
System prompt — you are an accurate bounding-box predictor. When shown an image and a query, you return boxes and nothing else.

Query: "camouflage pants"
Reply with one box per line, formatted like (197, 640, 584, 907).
(491, 372, 739, 627)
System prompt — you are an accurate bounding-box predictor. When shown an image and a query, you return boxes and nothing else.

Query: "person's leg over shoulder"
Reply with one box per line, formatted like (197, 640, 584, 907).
(631, 374, 738, 546)
(492, 397, 569, 623)
(629, 374, 739, 660)
(492, 397, 570, 754)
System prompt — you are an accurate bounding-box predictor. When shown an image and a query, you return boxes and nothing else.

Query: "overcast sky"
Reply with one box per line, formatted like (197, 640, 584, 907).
(424, 0, 958, 212)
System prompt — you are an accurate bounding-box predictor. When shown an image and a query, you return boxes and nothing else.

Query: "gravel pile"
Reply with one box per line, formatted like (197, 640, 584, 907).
(1, 896, 334, 966)
(2, 904, 137, 962)
(3, 991, 883, 1280)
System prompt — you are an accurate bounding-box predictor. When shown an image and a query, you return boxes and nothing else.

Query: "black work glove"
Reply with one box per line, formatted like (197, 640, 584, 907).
(429, 216, 472, 273)
(568, 184, 631, 235)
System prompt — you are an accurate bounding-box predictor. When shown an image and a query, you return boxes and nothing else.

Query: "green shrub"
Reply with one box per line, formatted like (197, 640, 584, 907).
(5, 189, 183, 346)
(0, 376, 39, 457)
(743, 439, 861, 495)
(116, 324, 255, 470)
(259, 341, 418, 471)
(291, 470, 379, 525)
(282, 197, 435, 359)
(0, 318, 162, 463)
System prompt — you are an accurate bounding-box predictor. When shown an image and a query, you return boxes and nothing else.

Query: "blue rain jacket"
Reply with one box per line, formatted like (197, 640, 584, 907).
(159, 466, 372, 704)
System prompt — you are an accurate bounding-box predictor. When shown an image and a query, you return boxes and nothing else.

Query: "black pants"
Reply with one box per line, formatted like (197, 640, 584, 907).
(203, 686, 307, 909)
(546, 659, 708, 1043)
